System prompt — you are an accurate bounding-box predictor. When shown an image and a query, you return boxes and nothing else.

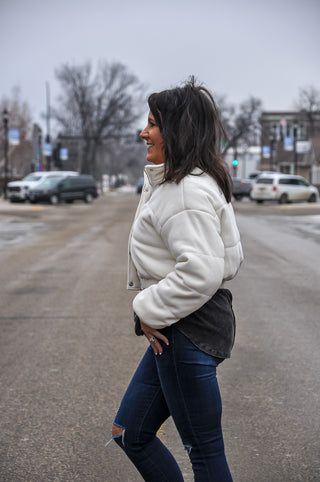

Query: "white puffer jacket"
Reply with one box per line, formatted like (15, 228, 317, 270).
(127, 163, 243, 329)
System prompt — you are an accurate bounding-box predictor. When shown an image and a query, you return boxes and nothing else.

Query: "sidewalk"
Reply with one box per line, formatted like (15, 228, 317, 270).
(233, 198, 320, 216)
(0, 198, 47, 218)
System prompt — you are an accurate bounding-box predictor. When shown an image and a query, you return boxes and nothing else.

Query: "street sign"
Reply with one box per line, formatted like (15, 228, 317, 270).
(43, 142, 52, 156)
(262, 145, 270, 158)
(296, 140, 311, 153)
(9, 128, 20, 146)
(60, 148, 68, 160)
(284, 136, 293, 151)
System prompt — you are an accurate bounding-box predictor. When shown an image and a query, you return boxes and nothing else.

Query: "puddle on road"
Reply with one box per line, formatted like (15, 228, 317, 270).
(285, 215, 320, 241)
(0, 219, 47, 247)
(254, 214, 320, 243)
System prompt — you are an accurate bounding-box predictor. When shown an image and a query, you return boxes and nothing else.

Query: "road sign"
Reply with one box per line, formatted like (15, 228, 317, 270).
(60, 148, 68, 160)
(284, 136, 293, 151)
(43, 142, 52, 156)
(296, 140, 311, 153)
(262, 145, 270, 158)
(9, 128, 20, 146)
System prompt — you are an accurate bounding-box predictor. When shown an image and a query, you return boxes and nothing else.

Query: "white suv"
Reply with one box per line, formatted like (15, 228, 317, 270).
(251, 172, 319, 204)
(7, 171, 78, 202)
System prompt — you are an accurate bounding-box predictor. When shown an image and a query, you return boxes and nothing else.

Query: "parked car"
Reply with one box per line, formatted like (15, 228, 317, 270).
(232, 178, 255, 201)
(28, 175, 98, 205)
(7, 171, 78, 202)
(251, 172, 319, 204)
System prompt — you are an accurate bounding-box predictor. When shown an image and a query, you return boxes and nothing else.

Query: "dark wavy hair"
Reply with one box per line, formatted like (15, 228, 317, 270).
(148, 77, 232, 202)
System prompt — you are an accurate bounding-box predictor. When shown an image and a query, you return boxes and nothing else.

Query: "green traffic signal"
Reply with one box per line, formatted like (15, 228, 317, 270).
(232, 159, 238, 166)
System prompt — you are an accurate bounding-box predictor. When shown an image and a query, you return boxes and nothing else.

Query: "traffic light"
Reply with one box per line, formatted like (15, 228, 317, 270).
(232, 159, 238, 171)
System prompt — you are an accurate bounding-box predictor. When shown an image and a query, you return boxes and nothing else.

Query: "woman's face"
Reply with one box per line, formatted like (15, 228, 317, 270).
(139, 111, 165, 165)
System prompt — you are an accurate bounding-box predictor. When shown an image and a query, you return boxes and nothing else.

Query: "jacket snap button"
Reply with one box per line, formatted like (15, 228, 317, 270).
(129, 281, 134, 286)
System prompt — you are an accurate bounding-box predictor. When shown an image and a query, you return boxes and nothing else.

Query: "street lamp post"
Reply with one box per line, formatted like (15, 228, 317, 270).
(2, 108, 9, 199)
(269, 124, 277, 171)
(293, 124, 298, 175)
(232, 141, 238, 178)
(45, 82, 51, 171)
(269, 135, 274, 171)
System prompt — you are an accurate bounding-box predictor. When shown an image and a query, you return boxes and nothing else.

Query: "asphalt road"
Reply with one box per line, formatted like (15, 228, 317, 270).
(0, 193, 319, 481)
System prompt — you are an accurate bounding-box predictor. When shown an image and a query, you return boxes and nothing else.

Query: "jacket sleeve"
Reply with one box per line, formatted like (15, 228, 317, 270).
(132, 206, 225, 329)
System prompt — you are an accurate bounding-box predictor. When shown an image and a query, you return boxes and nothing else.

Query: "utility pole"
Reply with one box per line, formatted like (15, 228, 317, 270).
(2, 108, 9, 199)
(269, 124, 277, 171)
(45, 82, 52, 171)
(293, 124, 298, 175)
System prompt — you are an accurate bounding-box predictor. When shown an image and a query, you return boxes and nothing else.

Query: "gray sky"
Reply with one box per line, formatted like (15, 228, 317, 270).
(1, 0, 319, 130)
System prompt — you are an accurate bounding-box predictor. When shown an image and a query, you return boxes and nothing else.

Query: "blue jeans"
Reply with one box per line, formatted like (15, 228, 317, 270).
(113, 326, 233, 481)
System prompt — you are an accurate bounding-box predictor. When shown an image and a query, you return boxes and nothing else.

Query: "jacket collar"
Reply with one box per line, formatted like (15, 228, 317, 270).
(144, 164, 205, 187)
(144, 163, 165, 187)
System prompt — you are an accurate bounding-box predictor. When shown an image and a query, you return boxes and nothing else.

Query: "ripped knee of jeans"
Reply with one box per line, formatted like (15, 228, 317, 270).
(105, 422, 125, 448)
(112, 423, 124, 438)
(183, 443, 192, 455)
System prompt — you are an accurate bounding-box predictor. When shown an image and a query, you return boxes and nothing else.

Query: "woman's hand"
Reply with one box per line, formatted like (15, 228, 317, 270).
(140, 320, 169, 355)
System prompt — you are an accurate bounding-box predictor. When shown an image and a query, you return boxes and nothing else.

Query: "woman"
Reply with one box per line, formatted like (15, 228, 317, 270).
(111, 78, 243, 481)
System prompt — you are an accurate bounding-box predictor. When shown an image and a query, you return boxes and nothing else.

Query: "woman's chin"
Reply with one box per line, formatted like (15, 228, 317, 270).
(146, 156, 163, 165)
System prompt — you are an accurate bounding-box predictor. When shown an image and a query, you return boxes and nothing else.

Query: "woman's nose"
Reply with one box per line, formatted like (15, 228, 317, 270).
(139, 127, 148, 140)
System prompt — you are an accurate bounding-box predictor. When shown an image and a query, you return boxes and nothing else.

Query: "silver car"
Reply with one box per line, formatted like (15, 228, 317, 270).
(251, 173, 319, 204)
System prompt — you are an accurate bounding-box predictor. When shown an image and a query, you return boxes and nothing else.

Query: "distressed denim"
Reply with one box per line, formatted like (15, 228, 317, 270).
(113, 326, 233, 481)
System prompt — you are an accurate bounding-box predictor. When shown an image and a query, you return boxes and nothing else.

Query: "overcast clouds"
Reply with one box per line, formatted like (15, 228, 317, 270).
(1, 0, 319, 129)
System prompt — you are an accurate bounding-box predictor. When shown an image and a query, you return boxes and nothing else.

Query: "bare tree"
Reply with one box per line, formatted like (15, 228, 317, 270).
(0, 87, 33, 179)
(295, 85, 320, 112)
(0, 86, 32, 138)
(217, 95, 263, 155)
(294, 85, 320, 136)
(53, 60, 145, 176)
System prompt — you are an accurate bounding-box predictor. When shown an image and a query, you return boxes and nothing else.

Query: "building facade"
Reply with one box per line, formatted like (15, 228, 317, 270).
(259, 110, 320, 183)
